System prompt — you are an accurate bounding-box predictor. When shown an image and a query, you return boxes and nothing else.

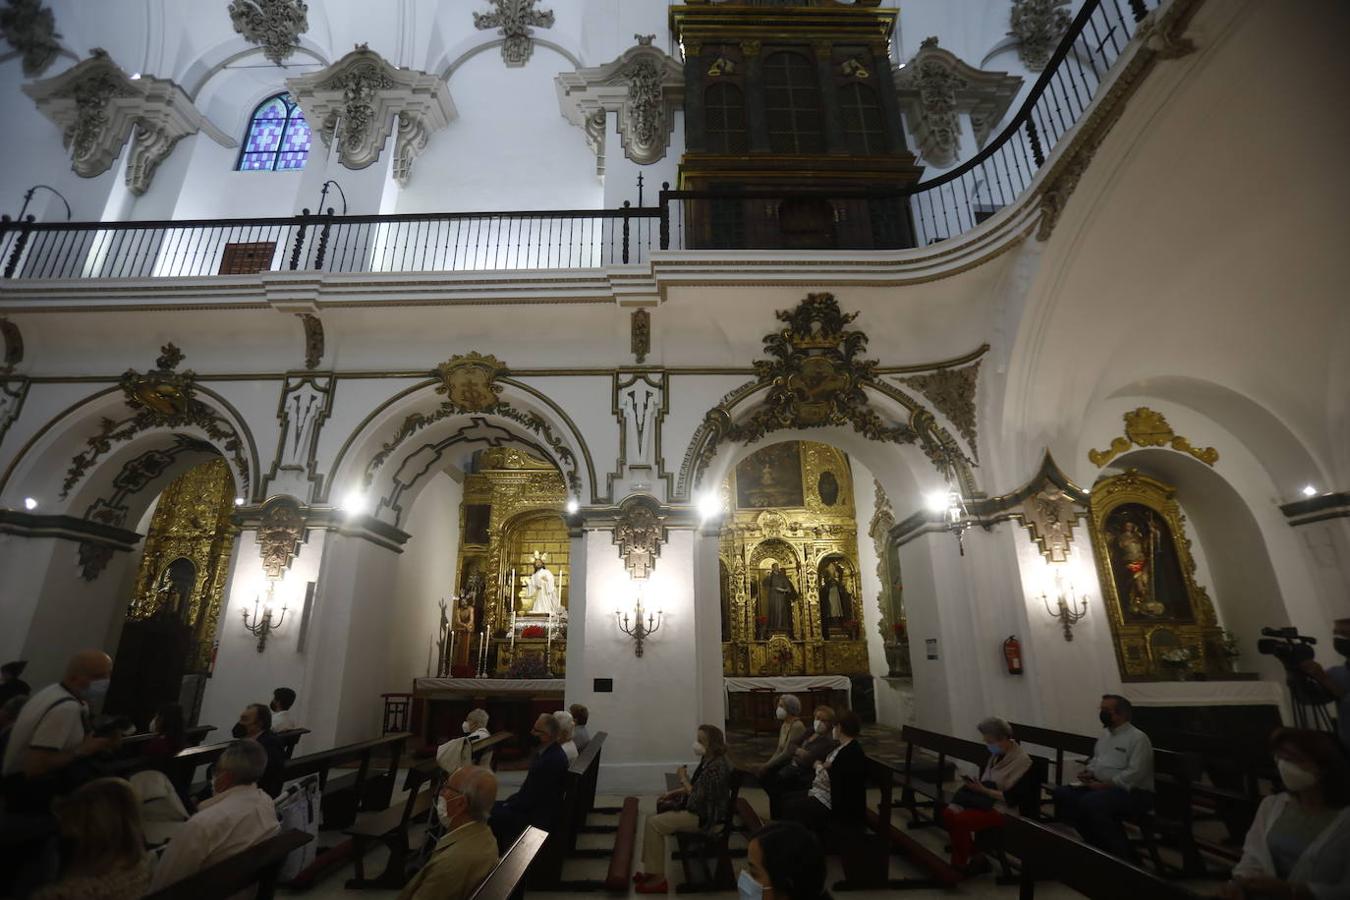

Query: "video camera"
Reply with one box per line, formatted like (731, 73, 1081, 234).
(1258, 626, 1334, 707)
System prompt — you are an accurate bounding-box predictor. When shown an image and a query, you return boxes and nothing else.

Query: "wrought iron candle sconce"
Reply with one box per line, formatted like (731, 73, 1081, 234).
(242, 581, 288, 652)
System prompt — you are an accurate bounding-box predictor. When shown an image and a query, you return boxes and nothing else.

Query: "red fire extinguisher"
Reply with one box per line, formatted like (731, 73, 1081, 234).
(1003, 635, 1024, 675)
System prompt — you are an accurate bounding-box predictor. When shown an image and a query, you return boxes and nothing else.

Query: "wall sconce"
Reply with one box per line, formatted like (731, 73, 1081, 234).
(926, 487, 971, 555)
(242, 581, 288, 652)
(616, 586, 662, 658)
(1041, 571, 1088, 641)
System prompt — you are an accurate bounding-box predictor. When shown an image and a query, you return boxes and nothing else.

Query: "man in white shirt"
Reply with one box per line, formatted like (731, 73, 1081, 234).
(269, 687, 298, 732)
(569, 704, 591, 753)
(436, 708, 491, 773)
(1, 650, 116, 811)
(1052, 694, 1156, 860)
(150, 739, 280, 891)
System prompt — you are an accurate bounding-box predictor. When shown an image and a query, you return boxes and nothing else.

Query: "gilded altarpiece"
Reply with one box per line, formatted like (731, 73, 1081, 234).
(720, 441, 869, 676)
(453, 448, 569, 676)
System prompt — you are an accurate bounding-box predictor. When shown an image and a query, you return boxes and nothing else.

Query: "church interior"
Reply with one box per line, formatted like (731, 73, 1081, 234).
(0, 1, 1347, 898)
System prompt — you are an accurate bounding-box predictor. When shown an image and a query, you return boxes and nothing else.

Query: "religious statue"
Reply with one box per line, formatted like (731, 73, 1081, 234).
(452, 595, 476, 671)
(435, 598, 451, 677)
(1115, 520, 1164, 617)
(761, 563, 797, 637)
(819, 561, 853, 637)
(520, 553, 563, 617)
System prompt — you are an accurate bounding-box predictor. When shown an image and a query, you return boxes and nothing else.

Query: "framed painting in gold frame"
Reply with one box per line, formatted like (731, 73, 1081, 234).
(1087, 470, 1222, 681)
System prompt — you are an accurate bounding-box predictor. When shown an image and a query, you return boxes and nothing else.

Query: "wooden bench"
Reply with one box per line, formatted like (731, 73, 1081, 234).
(849, 756, 960, 890)
(673, 768, 743, 893)
(529, 731, 611, 889)
(1002, 814, 1201, 900)
(604, 797, 641, 892)
(344, 765, 438, 889)
(275, 727, 309, 759)
(115, 724, 216, 758)
(284, 731, 410, 831)
(897, 725, 988, 826)
(469, 826, 549, 900)
(143, 829, 313, 900)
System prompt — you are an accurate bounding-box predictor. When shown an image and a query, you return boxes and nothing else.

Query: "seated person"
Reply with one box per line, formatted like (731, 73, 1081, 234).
(0, 659, 30, 707)
(783, 710, 866, 833)
(940, 716, 1034, 876)
(397, 765, 499, 900)
(231, 702, 286, 797)
(35, 777, 152, 900)
(762, 705, 837, 818)
(570, 704, 591, 752)
(555, 710, 578, 763)
(741, 821, 828, 900)
(269, 687, 298, 732)
(634, 725, 734, 894)
(1052, 694, 1154, 861)
(757, 694, 806, 783)
(489, 714, 569, 853)
(437, 707, 491, 774)
(1219, 728, 1350, 899)
(149, 740, 281, 892)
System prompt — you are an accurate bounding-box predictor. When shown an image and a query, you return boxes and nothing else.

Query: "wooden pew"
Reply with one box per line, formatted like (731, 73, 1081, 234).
(114, 724, 216, 758)
(143, 829, 313, 900)
(605, 797, 641, 892)
(283, 731, 411, 830)
(528, 732, 618, 890)
(275, 727, 309, 759)
(673, 768, 743, 893)
(469, 826, 550, 900)
(858, 757, 962, 890)
(344, 764, 438, 889)
(1002, 814, 1201, 900)
(896, 725, 988, 826)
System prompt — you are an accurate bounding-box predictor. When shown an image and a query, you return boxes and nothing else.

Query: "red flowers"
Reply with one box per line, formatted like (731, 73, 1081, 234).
(520, 625, 547, 639)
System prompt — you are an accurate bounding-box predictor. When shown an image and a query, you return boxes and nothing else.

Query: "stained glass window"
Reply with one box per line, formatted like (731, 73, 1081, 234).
(237, 93, 310, 172)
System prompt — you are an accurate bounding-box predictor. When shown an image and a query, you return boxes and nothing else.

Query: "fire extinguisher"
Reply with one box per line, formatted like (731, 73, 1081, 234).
(1003, 635, 1024, 675)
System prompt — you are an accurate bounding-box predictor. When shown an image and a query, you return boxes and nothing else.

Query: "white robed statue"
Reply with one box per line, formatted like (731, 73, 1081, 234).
(521, 552, 563, 617)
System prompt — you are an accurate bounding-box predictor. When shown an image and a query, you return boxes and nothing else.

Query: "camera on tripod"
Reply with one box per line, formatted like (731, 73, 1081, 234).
(1258, 626, 1335, 715)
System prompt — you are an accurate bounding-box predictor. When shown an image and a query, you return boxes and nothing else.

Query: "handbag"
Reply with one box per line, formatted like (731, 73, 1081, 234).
(950, 781, 998, 811)
(656, 792, 688, 814)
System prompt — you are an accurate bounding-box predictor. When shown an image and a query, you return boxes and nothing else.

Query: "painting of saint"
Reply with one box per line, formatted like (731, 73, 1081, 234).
(736, 442, 805, 509)
(1103, 502, 1193, 623)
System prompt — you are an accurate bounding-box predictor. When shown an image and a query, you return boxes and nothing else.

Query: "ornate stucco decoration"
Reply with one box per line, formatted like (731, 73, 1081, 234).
(0, 377, 28, 449)
(22, 50, 219, 194)
(631, 309, 650, 365)
(0, 317, 22, 373)
(474, 0, 554, 68)
(62, 345, 250, 500)
(897, 360, 980, 461)
(1009, 0, 1071, 71)
(556, 37, 685, 167)
(613, 496, 666, 580)
(684, 294, 973, 494)
(1089, 406, 1218, 469)
(258, 495, 305, 578)
(0, 0, 62, 76)
(366, 352, 582, 497)
(286, 45, 455, 185)
(228, 0, 309, 66)
(894, 38, 1022, 168)
(297, 313, 323, 369)
(1020, 485, 1080, 563)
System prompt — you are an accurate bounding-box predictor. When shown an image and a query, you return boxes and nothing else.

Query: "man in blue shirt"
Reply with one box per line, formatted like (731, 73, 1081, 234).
(1052, 694, 1156, 860)
(490, 712, 569, 853)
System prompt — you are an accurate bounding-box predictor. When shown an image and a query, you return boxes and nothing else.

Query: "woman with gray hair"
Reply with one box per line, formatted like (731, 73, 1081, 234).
(757, 694, 806, 780)
(940, 716, 1034, 876)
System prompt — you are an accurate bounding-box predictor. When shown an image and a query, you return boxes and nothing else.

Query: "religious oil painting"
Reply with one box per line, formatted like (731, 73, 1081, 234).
(1087, 470, 1222, 682)
(736, 441, 805, 508)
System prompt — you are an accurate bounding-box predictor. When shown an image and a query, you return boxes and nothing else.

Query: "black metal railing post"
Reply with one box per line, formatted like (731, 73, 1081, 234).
(658, 182, 670, 250)
(1027, 119, 1046, 167)
(2, 214, 34, 278)
(289, 209, 310, 270)
(1128, 0, 1149, 23)
(621, 201, 631, 264)
(314, 208, 334, 271)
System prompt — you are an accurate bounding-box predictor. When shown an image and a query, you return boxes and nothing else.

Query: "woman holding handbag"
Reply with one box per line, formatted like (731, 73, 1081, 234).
(940, 716, 1032, 876)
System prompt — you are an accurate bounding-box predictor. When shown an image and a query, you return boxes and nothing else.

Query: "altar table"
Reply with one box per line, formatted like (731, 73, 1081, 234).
(723, 675, 853, 729)
(413, 677, 566, 697)
(411, 678, 566, 750)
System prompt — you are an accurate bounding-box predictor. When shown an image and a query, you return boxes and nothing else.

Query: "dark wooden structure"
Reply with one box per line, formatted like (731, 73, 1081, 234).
(469, 826, 550, 900)
(143, 829, 313, 900)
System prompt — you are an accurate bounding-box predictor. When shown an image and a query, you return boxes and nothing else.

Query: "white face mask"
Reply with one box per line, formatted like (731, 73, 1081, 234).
(435, 796, 452, 827)
(1278, 759, 1319, 793)
(814, 719, 827, 734)
(775, 707, 787, 721)
(738, 870, 764, 900)
(85, 678, 110, 701)
(462, 721, 471, 734)
(692, 742, 706, 756)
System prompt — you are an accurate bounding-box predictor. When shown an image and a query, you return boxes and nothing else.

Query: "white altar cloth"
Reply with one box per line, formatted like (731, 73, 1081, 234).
(1122, 679, 1289, 723)
(723, 676, 852, 717)
(414, 678, 566, 696)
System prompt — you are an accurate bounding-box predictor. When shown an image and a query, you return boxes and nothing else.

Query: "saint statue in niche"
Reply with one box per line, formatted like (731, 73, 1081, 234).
(452, 595, 476, 670)
(819, 560, 853, 637)
(520, 554, 563, 617)
(761, 562, 797, 637)
(1104, 503, 1191, 622)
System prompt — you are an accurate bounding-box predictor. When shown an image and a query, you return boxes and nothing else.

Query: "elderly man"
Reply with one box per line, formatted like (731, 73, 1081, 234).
(555, 709, 578, 763)
(1, 650, 117, 812)
(490, 713, 569, 852)
(397, 765, 499, 900)
(232, 702, 286, 797)
(437, 707, 492, 773)
(569, 704, 591, 752)
(150, 740, 280, 891)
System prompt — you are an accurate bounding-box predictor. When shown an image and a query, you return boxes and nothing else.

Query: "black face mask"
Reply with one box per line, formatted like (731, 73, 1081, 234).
(1098, 710, 1114, 728)
(1335, 638, 1350, 660)
(231, 723, 248, 739)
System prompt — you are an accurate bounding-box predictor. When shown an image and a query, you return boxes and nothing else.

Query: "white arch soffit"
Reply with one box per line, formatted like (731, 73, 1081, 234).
(183, 39, 333, 102)
(436, 37, 582, 82)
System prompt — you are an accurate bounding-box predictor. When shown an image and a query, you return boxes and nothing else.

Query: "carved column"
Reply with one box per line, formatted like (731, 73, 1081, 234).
(741, 41, 771, 154)
(682, 41, 706, 153)
(870, 44, 909, 156)
(814, 42, 848, 155)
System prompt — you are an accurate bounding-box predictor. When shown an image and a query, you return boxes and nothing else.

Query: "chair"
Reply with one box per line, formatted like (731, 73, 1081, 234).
(674, 769, 744, 893)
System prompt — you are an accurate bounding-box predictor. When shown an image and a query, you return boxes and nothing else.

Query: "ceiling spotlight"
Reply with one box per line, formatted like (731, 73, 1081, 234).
(23, 497, 38, 510)
(697, 491, 723, 522)
(1301, 485, 1318, 498)
(342, 490, 369, 516)
(129, 72, 141, 80)
(234, 497, 245, 507)
(923, 489, 950, 513)
(565, 498, 579, 514)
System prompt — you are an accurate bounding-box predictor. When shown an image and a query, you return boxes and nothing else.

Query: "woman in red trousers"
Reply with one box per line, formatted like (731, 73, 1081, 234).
(940, 716, 1033, 876)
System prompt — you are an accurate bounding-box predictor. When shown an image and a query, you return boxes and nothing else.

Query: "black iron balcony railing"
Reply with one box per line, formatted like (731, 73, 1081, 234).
(0, 0, 1159, 281)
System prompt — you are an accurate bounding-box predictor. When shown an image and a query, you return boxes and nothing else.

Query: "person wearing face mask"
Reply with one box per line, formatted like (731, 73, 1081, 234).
(149, 740, 280, 894)
(782, 710, 867, 834)
(739, 821, 829, 900)
(939, 716, 1034, 875)
(1, 650, 117, 814)
(1051, 694, 1155, 861)
(397, 765, 500, 900)
(762, 706, 838, 819)
(757, 695, 806, 783)
(437, 708, 491, 774)
(230, 702, 286, 798)
(634, 725, 733, 893)
(490, 713, 570, 853)
(1220, 728, 1350, 900)
(1298, 619, 1350, 756)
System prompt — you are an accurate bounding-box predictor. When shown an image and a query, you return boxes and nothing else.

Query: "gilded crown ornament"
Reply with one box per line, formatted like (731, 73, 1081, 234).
(1088, 406, 1218, 468)
(435, 352, 507, 413)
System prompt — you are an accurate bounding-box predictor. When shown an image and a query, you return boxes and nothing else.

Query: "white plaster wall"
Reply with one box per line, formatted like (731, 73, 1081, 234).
(386, 471, 463, 688)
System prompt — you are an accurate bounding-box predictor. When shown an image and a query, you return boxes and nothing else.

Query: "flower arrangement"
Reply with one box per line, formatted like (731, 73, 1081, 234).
(520, 625, 547, 640)
(506, 655, 549, 679)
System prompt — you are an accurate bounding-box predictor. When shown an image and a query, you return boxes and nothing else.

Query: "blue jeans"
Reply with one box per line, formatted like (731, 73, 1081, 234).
(1052, 784, 1153, 860)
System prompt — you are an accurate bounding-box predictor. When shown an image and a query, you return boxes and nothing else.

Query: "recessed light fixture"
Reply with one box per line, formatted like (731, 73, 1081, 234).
(23, 497, 38, 510)
(342, 490, 369, 516)
(565, 498, 579, 514)
(697, 491, 722, 522)
(1301, 485, 1318, 498)
(234, 497, 245, 506)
